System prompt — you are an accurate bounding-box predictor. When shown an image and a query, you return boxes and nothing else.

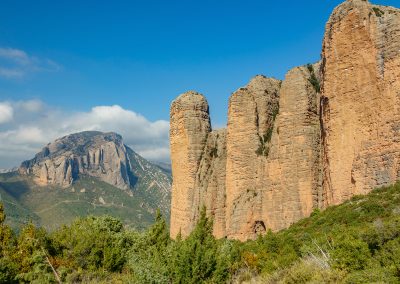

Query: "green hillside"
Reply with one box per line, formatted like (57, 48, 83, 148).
(1, 181, 400, 283)
(0, 171, 169, 232)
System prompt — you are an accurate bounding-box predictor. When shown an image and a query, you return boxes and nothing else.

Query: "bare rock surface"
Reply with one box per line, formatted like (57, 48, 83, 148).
(321, 0, 400, 205)
(18, 131, 172, 211)
(225, 76, 280, 240)
(19, 132, 133, 189)
(170, 0, 400, 241)
(169, 91, 211, 238)
(261, 64, 322, 236)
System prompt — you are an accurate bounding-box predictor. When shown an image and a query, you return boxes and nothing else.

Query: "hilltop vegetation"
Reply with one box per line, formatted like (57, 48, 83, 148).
(1, 182, 400, 283)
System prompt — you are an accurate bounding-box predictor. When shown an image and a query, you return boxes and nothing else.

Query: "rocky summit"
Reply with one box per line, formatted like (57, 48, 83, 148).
(170, 0, 400, 241)
(19, 131, 138, 190)
(1, 131, 172, 230)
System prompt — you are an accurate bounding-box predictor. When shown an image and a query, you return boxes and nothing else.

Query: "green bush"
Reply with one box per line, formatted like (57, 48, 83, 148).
(1, 182, 400, 282)
(306, 64, 320, 93)
(52, 215, 128, 272)
(330, 235, 371, 271)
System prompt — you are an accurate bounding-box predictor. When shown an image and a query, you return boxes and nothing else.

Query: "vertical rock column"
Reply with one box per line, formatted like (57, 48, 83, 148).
(170, 91, 211, 238)
(262, 65, 322, 232)
(194, 129, 227, 238)
(321, 0, 400, 205)
(225, 76, 280, 240)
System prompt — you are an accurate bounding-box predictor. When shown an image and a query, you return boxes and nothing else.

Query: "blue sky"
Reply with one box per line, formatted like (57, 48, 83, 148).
(0, 0, 398, 167)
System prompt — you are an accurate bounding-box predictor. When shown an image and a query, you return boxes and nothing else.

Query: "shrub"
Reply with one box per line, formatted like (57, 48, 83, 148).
(330, 235, 371, 271)
(306, 64, 320, 93)
(51, 215, 128, 272)
(372, 7, 384, 17)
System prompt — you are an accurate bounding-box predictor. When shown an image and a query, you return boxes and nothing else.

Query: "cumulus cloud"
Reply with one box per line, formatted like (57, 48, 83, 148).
(0, 47, 61, 79)
(0, 103, 13, 124)
(0, 100, 170, 168)
(15, 99, 44, 112)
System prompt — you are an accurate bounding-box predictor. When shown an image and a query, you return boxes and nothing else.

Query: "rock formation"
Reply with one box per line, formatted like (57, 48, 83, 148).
(225, 76, 280, 240)
(19, 131, 133, 189)
(19, 131, 172, 210)
(169, 92, 211, 238)
(170, 0, 400, 240)
(321, 0, 400, 205)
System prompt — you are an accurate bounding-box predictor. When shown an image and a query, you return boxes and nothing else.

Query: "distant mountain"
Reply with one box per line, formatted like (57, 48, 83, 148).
(152, 161, 172, 174)
(0, 131, 171, 231)
(0, 167, 17, 174)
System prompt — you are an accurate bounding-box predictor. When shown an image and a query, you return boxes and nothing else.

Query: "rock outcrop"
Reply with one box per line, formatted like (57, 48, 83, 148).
(19, 132, 133, 189)
(260, 64, 322, 236)
(225, 76, 280, 240)
(170, 0, 400, 241)
(169, 92, 211, 238)
(18, 131, 172, 208)
(321, 0, 400, 205)
(194, 129, 227, 238)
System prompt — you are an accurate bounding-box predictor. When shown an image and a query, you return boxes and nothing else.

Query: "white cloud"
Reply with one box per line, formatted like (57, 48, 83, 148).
(0, 47, 61, 79)
(15, 99, 44, 112)
(0, 100, 170, 168)
(0, 103, 13, 124)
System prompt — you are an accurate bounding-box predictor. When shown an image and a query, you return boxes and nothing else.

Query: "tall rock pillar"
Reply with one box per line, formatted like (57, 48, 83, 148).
(225, 76, 280, 240)
(170, 91, 211, 238)
(321, 0, 400, 205)
(262, 65, 322, 232)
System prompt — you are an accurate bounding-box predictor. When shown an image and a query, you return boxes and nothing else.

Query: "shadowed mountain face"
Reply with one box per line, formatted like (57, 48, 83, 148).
(0, 131, 171, 230)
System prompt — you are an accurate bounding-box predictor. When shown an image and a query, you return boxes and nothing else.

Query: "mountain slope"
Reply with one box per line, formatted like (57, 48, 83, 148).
(0, 131, 171, 231)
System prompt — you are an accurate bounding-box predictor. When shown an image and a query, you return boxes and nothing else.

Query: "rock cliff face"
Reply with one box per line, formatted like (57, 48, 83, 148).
(321, 0, 400, 205)
(19, 132, 133, 189)
(259, 64, 322, 240)
(194, 129, 227, 238)
(170, 0, 400, 240)
(225, 76, 280, 240)
(18, 131, 172, 210)
(169, 92, 211, 238)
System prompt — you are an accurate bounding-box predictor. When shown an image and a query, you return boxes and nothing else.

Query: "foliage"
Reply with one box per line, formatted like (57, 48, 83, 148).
(52, 215, 128, 273)
(307, 63, 320, 93)
(255, 105, 278, 157)
(0, 182, 400, 282)
(0, 168, 171, 232)
(372, 7, 384, 17)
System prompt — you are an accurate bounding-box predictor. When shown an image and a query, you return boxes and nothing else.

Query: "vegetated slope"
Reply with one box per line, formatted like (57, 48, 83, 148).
(126, 148, 171, 217)
(0, 172, 166, 231)
(1, 182, 399, 283)
(0, 131, 171, 231)
(239, 181, 400, 283)
(0, 175, 40, 229)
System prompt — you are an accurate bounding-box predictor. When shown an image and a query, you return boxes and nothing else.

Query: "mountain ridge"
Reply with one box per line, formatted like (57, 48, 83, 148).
(1, 130, 171, 230)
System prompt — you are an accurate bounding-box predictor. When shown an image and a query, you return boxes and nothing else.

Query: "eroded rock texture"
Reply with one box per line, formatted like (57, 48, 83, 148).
(194, 129, 227, 238)
(19, 132, 134, 189)
(321, 0, 400, 205)
(171, 70, 322, 241)
(170, 0, 400, 240)
(169, 91, 211, 238)
(225, 76, 281, 240)
(261, 64, 322, 236)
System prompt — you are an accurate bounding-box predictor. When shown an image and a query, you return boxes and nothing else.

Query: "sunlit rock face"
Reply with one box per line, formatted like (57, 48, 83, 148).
(321, 0, 400, 205)
(19, 131, 135, 190)
(170, 0, 400, 241)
